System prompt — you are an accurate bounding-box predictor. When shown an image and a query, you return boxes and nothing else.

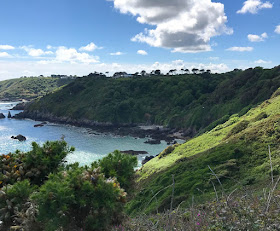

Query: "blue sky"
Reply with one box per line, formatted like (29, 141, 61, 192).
(0, 0, 279, 79)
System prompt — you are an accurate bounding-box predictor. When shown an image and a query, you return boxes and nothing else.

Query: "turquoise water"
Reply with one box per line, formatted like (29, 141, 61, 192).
(0, 102, 172, 167)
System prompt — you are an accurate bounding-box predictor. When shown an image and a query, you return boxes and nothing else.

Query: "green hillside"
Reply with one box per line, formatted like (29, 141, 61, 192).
(25, 66, 280, 135)
(0, 77, 73, 101)
(127, 88, 280, 214)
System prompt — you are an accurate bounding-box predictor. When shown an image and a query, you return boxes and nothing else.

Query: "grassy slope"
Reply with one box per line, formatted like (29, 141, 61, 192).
(26, 66, 280, 131)
(128, 88, 280, 215)
(0, 77, 73, 101)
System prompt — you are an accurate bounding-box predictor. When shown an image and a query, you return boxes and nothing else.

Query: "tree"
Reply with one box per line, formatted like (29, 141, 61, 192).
(141, 70, 146, 76)
(199, 69, 205, 74)
(192, 68, 199, 74)
(155, 69, 161, 75)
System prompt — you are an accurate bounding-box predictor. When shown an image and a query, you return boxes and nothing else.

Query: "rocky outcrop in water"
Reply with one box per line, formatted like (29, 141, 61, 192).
(144, 139, 161, 145)
(34, 122, 47, 127)
(11, 134, 26, 141)
(0, 113, 5, 119)
(121, 150, 148, 155)
(7, 111, 11, 118)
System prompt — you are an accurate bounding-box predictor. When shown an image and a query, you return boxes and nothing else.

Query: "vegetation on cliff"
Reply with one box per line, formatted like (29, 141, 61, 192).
(127, 87, 280, 217)
(0, 77, 73, 101)
(25, 66, 280, 135)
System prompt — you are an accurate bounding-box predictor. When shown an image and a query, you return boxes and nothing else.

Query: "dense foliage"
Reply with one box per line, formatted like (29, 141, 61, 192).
(0, 77, 73, 101)
(33, 166, 126, 231)
(0, 142, 137, 231)
(25, 66, 280, 134)
(93, 150, 138, 191)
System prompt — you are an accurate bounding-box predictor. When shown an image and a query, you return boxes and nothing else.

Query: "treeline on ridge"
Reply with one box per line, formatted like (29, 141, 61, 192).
(25, 66, 280, 135)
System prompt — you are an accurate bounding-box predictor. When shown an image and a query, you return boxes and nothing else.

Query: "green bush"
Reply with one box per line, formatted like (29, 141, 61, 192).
(227, 120, 249, 138)
(0, 180, 37, 226)
(0, 141, 74, 187)
(33, 166, 126, 231)
(253, 112, 268, 122)
(94, 150, 137, 191)
(22, 140, 74, 185)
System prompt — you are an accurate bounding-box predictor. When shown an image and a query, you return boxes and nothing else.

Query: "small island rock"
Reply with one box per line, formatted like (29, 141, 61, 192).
(11, 134, 27, 141)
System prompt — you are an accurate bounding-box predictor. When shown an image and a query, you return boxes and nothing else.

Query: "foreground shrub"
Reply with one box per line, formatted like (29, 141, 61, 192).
(33, 166, 127, 231)
(0, 180, 37, 226)
(22, 141, 75, 185)
(0, 140, 74, 187)
(94, 150, 137, 191)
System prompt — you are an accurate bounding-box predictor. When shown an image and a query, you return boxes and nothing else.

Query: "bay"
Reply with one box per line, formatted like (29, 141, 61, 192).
(0, 102, 173, 167)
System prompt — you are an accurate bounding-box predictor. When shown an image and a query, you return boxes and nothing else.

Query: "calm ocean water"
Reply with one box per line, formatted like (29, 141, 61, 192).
(0, 102, 173, 167)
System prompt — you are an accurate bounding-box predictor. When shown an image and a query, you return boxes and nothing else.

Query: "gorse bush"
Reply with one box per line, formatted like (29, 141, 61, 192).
(0, 140, 74, 187)
(22, 141, 75, 185)
(0, 180, 37, 226)
(33, 166, 127, 231)
(94, 150, 138, 191)
(0, 142, 137, 231)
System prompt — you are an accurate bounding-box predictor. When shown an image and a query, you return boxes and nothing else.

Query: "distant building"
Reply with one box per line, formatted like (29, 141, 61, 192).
(113, 72, 134, 78)
(51, 74, 76, 79)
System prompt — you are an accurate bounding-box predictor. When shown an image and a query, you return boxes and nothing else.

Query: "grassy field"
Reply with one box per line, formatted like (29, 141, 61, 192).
(0, 77, 73, 101)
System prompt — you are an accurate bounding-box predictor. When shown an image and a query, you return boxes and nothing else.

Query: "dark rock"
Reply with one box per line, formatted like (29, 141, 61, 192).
(34, 123, 44, 127)
(10, 102, 27, 110)
(11, 134, 26, 141)
(7, 111, 11, 118)
(0, 113, 5, 119)
(142, 156, 155, 165)
(144, 139, 161, 145)
(121, 150, 148, 155)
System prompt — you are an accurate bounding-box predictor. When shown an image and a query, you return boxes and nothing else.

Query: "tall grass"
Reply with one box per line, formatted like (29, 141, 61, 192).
(113, 147, 280, 230)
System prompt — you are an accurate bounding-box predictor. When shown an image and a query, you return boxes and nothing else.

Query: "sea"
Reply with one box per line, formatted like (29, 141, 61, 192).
(0, 102, 175, 167)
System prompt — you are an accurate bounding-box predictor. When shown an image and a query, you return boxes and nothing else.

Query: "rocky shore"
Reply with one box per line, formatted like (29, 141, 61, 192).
(13, 110, 188, 143)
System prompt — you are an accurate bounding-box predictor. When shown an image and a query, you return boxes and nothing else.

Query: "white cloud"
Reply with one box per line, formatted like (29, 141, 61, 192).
(20, 46, 54, 57)
(55, 47, 99, 64)
(226, 47, 254, 52)
(110, 52, 124, 56)
(47, 45, 53, 50)
(0, 60, 231, 80)
(0, 45, 15, 50)
(254, 59, 271, 64)
(79, 42, 100, 52)
(248, 32, 268, 42)
(113, 0, 233, 53)
(0, 52, 11, 58)
(275, 25, 280, 34)
(237, 0, 273, 14)
(137, 50, 148, 55)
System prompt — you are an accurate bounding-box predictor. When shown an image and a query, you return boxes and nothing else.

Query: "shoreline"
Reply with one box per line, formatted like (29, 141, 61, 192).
(13, 110, 187, 144)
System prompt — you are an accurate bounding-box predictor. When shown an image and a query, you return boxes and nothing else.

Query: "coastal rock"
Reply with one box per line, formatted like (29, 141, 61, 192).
(11, 134, 26, 141)
(10, 102, 27, 110)
(142, 156, 155, 165)
(121, 150, 148, 155)
(144, 139, 161, 145)
(7, 111, 11, 118)
(0, 113, 5, 119)
(34, 122, 46, 128)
